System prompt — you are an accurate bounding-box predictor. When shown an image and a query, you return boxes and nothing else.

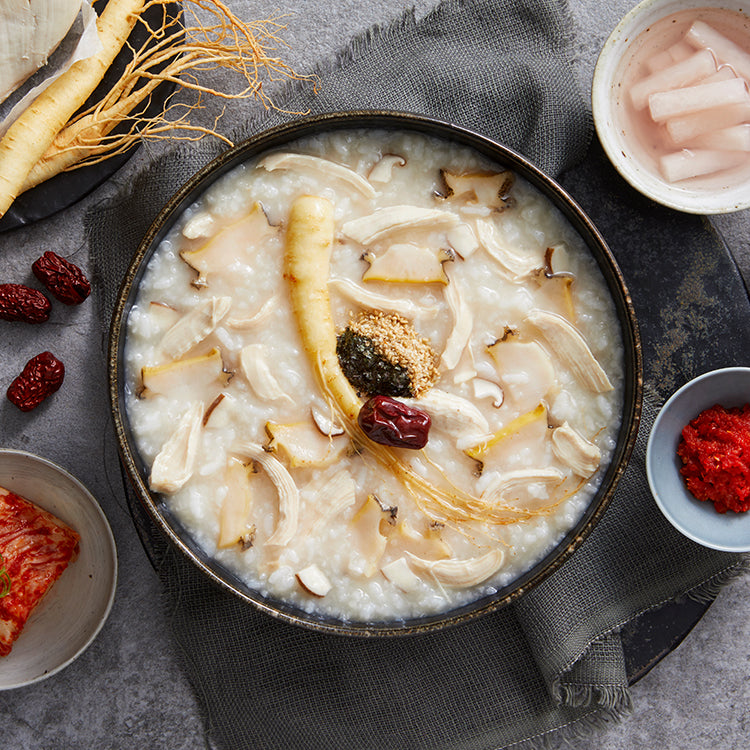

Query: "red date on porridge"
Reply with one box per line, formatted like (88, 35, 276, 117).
(358, 395, 431, 449)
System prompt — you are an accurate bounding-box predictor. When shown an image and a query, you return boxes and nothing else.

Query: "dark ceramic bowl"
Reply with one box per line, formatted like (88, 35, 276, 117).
(109, 111, 643, 636)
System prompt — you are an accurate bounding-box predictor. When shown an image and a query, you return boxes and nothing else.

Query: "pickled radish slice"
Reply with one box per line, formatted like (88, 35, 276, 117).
(645, 40, 694, 74)
(659, 149, 746, 182)
(699, 67, 739, 86)
(686, 21, 750, 82)
(630, 50, 715, 110)
(649, 78, 750, 122)
(666, 102, 750, 144)
(689, 124, 750, 151)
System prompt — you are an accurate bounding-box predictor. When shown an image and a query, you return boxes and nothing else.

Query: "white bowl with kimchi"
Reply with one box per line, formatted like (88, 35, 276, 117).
(0, 449, 117, 689)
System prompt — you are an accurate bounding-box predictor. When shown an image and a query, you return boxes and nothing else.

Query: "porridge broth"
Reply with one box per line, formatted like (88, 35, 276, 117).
(124, 129, 624, 623)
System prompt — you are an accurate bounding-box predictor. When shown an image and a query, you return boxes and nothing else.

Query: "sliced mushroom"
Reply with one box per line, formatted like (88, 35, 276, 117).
(233, 441, 299, 547)
(440, 272, 473, 370)
(381, 556, 421, 592)
(367, 153, 406, 184)
(362, 244, 454, 284)
(394, 518, 451, 560)
(140, 347, 229, 398)
(480, 467, 566, 506)
(149, 402, 204, 494)
(341, 205, 461, 245)
(159, 296, 232, 360)
(310, 403, 345, 437)
(348, 494, 391, 578)
(328, 276, 440, 318)
(404, 388, 489, 444)
(265, 420, 349, 468)
(203, 392, 236, 428)
(534, 245, 576, 322)
(487, 335, 556, 413)
(475, 218, 539, 280)
(439, 169, 514, 209)
(260, 152, 377, 199)
(524, 309, 613, 392)
(551, 422, 601, 477)
(217, 457, 256, 549)
(180, 203, 277, 288)
(182, 211, 216, 240)
(472, 378, 504, 408)
(239, 344, 293, 402)
(464, 402, 547, 460)
(405, 548, 505, 587)
(296, 564, 333, 597)
(225, 295, 278, 329)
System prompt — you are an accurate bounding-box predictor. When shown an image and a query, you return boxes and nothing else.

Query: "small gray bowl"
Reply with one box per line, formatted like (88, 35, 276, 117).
(647, 367, 750, 551)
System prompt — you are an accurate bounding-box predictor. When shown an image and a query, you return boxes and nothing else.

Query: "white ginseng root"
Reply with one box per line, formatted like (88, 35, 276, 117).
(0, 0, 144, 217)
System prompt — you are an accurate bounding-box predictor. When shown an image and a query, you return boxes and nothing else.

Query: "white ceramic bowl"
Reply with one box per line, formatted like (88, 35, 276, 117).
(592, 0, 750, 214)
(647, 368, 750, 551)
(0, 450, 118, 689)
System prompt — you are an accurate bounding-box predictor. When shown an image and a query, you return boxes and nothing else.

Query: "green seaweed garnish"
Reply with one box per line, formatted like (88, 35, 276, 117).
(336, 328, 414, 398)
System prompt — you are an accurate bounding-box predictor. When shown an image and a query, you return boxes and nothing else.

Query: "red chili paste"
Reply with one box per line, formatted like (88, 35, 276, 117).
(677, 403, 750, 514)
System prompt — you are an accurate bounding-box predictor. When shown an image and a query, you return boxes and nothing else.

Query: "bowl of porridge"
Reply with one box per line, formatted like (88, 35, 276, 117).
(109, 111, 642, 635)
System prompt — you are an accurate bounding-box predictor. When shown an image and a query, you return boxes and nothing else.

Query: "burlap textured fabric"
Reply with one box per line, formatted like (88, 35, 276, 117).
(87, 1, 749, 748)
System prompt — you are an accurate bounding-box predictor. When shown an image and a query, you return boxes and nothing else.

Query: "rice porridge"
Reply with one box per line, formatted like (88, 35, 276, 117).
(124, 129, 624, 623)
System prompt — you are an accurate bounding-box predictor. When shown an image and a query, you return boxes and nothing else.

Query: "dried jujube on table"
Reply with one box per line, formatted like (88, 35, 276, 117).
(32, 251, 91, 305)
(0, 284, 51, 323)
(7, 351, 65, 412)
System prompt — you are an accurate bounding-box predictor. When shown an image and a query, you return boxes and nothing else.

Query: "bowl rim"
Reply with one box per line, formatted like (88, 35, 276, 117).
(646, 366, 750, 551)
(108, 110, 643, 636)
(591, 0, 750, 215)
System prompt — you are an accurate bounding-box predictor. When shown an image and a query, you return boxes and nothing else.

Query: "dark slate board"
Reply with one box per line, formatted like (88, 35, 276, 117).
(560, 141, 750, 682)
(561, 142, 750, 399)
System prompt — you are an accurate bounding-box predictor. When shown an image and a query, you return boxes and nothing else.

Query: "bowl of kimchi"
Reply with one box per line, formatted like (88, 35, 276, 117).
(0, 449, 117, 689)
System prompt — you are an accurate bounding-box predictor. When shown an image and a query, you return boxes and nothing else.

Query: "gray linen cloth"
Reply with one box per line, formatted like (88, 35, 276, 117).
(88, 1, 748, 748)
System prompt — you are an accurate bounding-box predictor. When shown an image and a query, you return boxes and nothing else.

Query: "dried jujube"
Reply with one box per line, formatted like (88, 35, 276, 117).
(7, 352, 65, 412)
(0, 283, 51, 323)
(32, 251, 91, 305)
(358, 395, 431, 450)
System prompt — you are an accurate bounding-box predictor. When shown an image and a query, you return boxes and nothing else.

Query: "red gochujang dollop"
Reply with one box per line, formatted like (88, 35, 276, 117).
(677, 403, 750, 514)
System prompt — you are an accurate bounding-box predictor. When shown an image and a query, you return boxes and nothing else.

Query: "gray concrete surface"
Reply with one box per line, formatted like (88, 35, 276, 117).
(1, 1, 748, 748)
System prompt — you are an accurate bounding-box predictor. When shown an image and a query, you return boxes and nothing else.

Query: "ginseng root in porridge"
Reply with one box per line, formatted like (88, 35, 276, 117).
(124, 129, 624, 622)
